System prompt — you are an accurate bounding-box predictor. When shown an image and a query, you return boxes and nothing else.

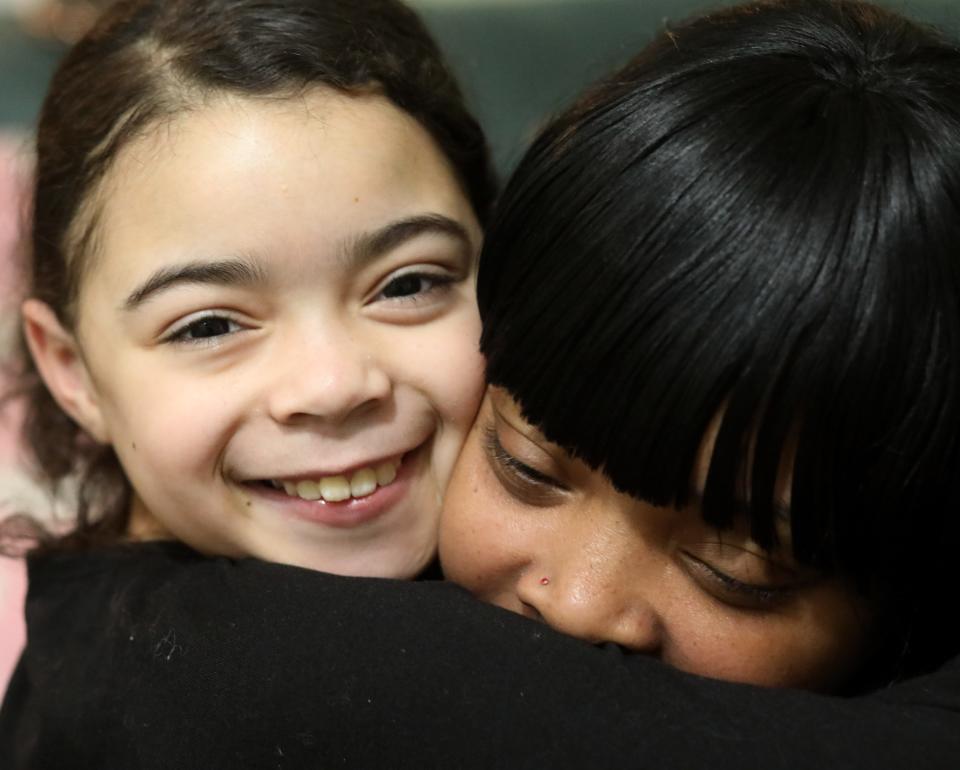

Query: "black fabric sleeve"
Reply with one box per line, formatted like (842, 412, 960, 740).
(3, 548, 959, 769)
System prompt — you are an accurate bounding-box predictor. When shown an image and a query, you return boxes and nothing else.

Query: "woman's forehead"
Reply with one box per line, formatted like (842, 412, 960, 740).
(494, 385, 794, 532)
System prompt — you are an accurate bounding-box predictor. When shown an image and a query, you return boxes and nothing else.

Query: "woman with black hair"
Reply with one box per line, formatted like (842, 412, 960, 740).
(3, 0, 960, 767)
(441, 0, 960, 693)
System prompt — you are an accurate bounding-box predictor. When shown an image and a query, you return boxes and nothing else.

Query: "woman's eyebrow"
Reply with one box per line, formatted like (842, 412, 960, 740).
(122, 256, 267, 311)
(343, 213, 472, 269)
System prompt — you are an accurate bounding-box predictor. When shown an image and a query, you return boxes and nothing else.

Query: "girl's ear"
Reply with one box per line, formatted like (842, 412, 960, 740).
(21, 298, 110, 444)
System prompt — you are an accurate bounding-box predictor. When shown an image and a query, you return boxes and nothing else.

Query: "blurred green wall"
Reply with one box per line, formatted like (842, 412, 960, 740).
(2, 0, 958, 170)
(414, 0, 959, 170)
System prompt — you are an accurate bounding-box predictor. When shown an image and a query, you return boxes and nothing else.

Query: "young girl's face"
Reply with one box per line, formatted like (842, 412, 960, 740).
(439, 388, 871, 690)
(40, 89, 485, 577)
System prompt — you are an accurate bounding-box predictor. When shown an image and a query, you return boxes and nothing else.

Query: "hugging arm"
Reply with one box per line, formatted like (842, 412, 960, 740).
(217, 562, 959, 769)
(5, 547, 958, 769)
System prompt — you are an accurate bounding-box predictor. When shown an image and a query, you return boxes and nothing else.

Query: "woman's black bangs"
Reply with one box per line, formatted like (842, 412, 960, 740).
(479, 50, 960, 580)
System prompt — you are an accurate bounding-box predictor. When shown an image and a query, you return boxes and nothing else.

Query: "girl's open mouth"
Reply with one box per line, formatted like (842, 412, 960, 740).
(261, 456, 403, 503)
(243, 450, 420, 529)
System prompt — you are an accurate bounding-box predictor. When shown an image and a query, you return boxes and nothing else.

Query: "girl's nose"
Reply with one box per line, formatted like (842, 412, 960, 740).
(266, 327, 392, 424)
(516, 554, 664, 655)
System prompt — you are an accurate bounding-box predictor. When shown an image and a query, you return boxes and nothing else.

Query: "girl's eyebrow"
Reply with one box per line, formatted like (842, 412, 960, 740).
(343, 214, 472, 270)
(123, 256, 267, 311)
(122, 214, 472, 312)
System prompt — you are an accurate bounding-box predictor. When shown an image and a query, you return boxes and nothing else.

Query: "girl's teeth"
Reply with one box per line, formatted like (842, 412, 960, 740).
(295, 480, 321, 501)
(350, 468, 378, 498)
(276, 459, 400, 502)
(318, 476, 351, 503)
(375, 461, 397, 486)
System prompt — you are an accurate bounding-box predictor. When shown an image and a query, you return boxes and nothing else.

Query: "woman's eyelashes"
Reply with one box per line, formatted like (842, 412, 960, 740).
(680, 550, 797, 610)
(482, 424, 567, 504)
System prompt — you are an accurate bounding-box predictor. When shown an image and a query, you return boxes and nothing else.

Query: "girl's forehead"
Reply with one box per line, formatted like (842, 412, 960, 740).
(107, 89, 466, 219)
(83, 89, 480, 292)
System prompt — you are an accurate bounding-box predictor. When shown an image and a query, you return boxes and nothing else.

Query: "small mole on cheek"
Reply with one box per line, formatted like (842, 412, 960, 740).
(131, 442, 136, 451)
(354, 196, 360, 203)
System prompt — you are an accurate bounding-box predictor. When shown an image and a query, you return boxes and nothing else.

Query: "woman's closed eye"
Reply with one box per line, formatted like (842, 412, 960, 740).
(483, 424, 567, 505)
(161, 312, 247, 346)
(680, 548, 800, 611)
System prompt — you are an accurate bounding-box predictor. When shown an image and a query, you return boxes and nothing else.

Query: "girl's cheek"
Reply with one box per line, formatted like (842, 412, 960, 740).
(419, 316, 485, 423)
(448, 356, 486, 426)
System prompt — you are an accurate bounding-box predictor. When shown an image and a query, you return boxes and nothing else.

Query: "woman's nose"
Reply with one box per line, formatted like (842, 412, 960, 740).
(266, 326, 392, 424)
(516, 556, 664, 655)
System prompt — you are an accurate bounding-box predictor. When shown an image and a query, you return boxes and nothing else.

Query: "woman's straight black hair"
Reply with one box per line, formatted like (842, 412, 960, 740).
(479, 0, 960, 681)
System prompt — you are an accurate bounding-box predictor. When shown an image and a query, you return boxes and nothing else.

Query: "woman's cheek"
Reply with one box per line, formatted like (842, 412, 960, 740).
(439, 426, 509, 594)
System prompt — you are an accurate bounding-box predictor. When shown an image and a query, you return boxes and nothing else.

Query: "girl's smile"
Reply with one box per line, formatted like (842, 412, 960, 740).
(26, 87, 486, 578)
(241, 449, 417, 529)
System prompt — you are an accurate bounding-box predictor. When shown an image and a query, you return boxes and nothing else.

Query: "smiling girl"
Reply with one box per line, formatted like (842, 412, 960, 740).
(12, 0, 495, 578)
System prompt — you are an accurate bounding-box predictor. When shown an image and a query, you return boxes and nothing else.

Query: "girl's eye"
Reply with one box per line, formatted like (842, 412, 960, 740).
(482, 424, 567, 505)
(680, 551, 796, 611)
(163, 314, 244, 345)
(374, 270, 455, 303)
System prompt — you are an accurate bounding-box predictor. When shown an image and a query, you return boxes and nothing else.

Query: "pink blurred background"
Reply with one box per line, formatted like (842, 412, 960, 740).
(0, 132, 31, 699)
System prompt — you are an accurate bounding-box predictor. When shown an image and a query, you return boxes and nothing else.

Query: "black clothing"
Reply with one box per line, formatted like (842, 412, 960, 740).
(2, 542, 958, 769)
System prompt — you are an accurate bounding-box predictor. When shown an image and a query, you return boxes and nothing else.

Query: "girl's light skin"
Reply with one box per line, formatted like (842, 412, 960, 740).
(440, 387, 872, 690)
(23, 88, 486, 578)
